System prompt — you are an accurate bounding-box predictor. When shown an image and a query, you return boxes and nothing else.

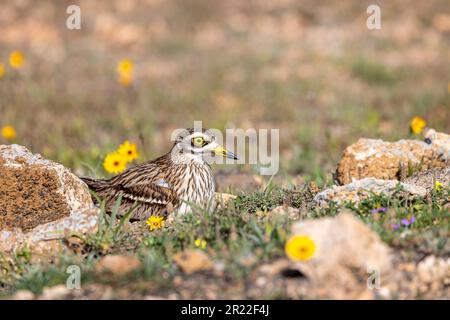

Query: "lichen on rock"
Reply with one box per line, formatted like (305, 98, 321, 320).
(0, 144, 97, 255)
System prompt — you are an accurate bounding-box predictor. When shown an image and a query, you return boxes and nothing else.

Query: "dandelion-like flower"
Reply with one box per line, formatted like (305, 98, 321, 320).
(9, 51, 25, 69)
(103, 152, 127, 174)
(1, 125, 16, 140)
(117, 59, 134, 86)
(434, 181, 443, 192)
(194, 239, 207, 249)
(0, 63, 5, 78)
(117, 59, 134, 75)
(410, 116, 426, 135)
(117, 140, 139, 162)
(146, 215, 165, 231)
(285, 235, 316, 261)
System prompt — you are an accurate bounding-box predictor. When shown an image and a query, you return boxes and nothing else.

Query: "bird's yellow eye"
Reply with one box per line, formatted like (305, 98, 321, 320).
(192, 137, 205, 147)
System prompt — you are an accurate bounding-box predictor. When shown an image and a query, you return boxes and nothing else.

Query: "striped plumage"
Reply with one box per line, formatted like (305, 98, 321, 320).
(81, 128, 237, 220)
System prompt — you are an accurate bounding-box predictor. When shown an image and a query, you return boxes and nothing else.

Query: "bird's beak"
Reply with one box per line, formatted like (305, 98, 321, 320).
(212, 146, 238, 160)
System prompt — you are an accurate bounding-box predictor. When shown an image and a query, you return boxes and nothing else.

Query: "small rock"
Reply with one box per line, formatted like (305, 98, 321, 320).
(215, 192, 237, 208)
(269, 205, 301, 219)
(39, 284, 71, 300)
(144, 295, 169, 300)
(335, 134, 449, 185)
(314, 178, 426, 207)
(95, 255, 141, 276)
(11, 290, 35, 300)
(173, 249, 213, 275)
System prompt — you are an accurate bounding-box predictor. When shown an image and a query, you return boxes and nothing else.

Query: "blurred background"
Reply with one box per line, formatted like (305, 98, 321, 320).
(0, 0, 449, 183)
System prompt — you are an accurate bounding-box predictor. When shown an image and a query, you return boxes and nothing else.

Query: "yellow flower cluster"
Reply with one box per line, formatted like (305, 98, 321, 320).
(1, 125, 16, 140)
(434, 181, 443, 192)
(146, 215, 165, 231)
(103, 140, 139, 174)
(410, 116, 427, 135)
(194, 239, 207, 249)
(117, 59, 134, 86)
(285, 235, 316, 261)
(0, 50, 25, 79)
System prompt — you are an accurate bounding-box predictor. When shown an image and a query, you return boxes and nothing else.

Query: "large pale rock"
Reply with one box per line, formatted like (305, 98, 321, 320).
(291, 212, 392, 278)
(0, 144, 97, 255)
(289, 212, 392, 298)
(314, 178, 426, 207)
(335, 133, 449, 185)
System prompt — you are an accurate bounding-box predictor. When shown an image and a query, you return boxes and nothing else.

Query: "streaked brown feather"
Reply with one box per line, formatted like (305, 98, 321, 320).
(80, 149, 214, 220)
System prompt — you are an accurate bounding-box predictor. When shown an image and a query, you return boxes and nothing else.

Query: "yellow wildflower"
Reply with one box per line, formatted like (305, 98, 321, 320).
(9, 51, 25, 69)
(103, 152, 127, 174)
(117, 59, 134, 86)
(0, 63, 5, 78)
(118, 140, 139, 162)
(194, 239, 207, 249)
(435, 181, 443, 192)
(146, 215, 165, 231)
(285, 235, 316, 261)
(117, 59, 134, 75)
(410, 116, 427, 135)
(1, 125, 16, 140)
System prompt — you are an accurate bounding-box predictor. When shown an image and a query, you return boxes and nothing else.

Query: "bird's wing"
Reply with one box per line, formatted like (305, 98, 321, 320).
(116, 182, 178, 206)
(105, 182, 179, 220)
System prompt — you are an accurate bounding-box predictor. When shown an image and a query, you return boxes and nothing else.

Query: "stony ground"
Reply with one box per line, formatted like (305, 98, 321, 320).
(0, 161, 449, 299)
(0, 0, 449, 299)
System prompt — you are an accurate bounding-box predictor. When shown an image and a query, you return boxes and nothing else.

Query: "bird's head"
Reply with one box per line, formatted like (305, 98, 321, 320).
(171, 128, 238, 164)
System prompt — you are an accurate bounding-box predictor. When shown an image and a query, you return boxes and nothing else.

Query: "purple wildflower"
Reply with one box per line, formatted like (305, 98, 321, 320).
(401, 218, 410, 226)
(391, 223, 400, 230)
(409, 216, 416, 224)
(371, 207, 387, 214)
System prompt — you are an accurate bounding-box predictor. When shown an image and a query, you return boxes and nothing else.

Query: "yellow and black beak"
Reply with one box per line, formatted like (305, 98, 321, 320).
(212, 146, 238, 160)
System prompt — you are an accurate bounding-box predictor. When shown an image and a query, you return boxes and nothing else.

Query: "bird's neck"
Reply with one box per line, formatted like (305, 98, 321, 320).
(166, 146, 210, 166)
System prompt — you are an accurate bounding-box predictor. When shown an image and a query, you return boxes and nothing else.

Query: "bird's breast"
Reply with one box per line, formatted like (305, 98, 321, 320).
(168, 163, 215, 214)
